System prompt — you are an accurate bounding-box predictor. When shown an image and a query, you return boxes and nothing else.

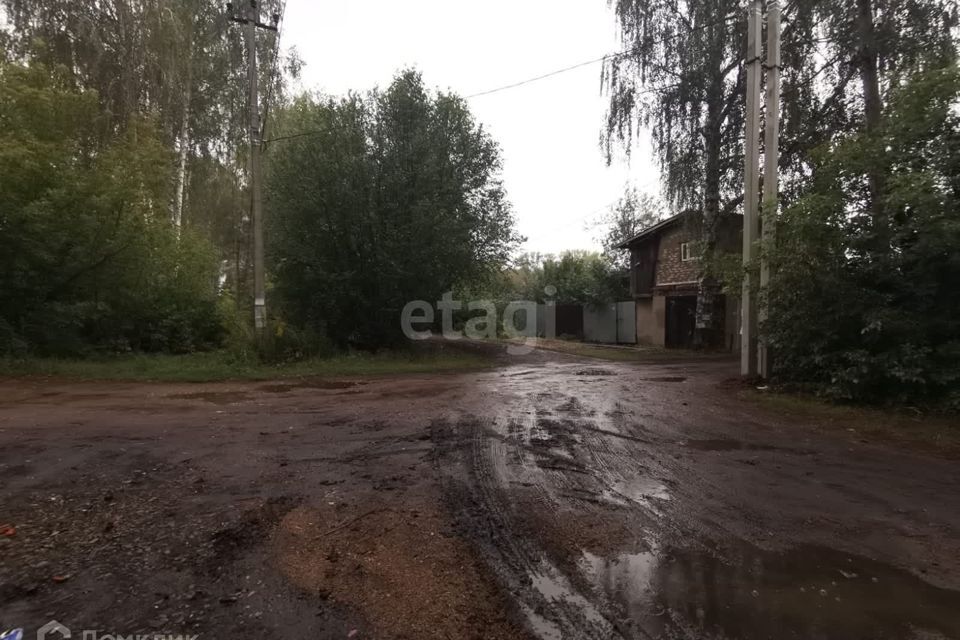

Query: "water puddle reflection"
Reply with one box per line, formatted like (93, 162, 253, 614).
(579, 542, 960, 639)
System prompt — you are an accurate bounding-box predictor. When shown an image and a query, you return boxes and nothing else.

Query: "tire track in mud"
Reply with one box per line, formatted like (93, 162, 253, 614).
(432, 366, 676, 640)
(434, 362, 960, 640)
(434, 414, 621, 639)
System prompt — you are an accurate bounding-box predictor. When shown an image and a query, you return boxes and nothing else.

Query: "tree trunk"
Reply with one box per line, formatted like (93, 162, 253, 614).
(856, 0, 887, 238)
(173, 89, 191, 234)
(856, 0, 883, 134)
(693, 38, 725, 349)
(172, 30, 194, 236)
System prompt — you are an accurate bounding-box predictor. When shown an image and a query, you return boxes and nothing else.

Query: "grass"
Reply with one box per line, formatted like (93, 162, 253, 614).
(0, 348, 493, 383)
(743, 388, 960, 458)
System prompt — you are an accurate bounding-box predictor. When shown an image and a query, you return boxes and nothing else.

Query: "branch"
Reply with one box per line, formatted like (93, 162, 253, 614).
(46, 243, 131, 301)
(721, 194, 744, 216)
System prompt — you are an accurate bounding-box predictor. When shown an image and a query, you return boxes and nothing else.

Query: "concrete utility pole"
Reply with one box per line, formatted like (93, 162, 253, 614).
(759, 0, 781, 379)
(228, 1, 278, 335)
(741, 0, 763, 377)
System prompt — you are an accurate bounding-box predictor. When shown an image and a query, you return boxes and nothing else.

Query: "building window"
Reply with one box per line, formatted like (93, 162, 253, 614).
(680, 242, 698, 262)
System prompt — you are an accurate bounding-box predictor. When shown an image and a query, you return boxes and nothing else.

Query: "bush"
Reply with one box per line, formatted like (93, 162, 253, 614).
(764, 66, 960, 407)
(0, 60, 224, 356)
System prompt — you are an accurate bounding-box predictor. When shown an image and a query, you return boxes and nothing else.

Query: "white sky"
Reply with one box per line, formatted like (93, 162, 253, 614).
(282, 0, 661, 256)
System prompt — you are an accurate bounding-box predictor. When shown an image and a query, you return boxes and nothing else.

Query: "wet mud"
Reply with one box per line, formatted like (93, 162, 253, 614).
(432, 358, 960, 640)
(2, 348, 959, 639)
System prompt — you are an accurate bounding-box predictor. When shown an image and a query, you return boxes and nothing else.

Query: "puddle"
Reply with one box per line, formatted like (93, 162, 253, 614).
(506, 369, 539, 378)
(529, 417, 582, 450)
(167, 391, 250, 405)
(527, 563, 613, 636)
(641, 376, 687, 383)
(580, 542, 960, 639)
(576, 368, 615, 376)
(612, 478, 671, 502)
(518, 602, 563, 640)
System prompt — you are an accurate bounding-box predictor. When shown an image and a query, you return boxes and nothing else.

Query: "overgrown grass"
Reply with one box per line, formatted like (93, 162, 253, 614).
(0, 348, 492, 383)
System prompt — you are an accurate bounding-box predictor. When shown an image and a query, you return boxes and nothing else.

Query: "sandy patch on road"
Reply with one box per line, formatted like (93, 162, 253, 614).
(275, 499, 531, 640)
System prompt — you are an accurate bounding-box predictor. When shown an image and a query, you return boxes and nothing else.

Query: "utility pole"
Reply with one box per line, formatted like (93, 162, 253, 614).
(741, 0, 762, 377)
(227, 1, 278, 336)
(759, 0, 781, 379)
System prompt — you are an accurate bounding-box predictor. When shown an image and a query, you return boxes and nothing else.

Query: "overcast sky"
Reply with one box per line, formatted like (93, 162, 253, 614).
(281, 0, 661, 256)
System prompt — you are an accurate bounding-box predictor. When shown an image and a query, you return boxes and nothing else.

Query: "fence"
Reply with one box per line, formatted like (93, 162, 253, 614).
(534, 301, 636, 344)
(583, 301, 636, 344)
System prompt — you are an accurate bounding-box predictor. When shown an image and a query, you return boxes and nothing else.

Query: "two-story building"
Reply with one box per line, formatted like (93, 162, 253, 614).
(618, 210, 741, 350)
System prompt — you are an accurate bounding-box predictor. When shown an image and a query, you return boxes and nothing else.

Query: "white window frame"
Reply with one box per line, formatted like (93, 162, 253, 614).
(680, 241, 698, 262)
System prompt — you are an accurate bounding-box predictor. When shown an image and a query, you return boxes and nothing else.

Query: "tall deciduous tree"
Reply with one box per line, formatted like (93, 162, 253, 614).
(603, 0, 957, 347)
(0, 0, 294, 252)
(266, 71, 521, 347)
(777, 0, 957, 241)
(0, 60, 222, 354)
(765, 65, 960, 405)
(603, 0, 747, 346)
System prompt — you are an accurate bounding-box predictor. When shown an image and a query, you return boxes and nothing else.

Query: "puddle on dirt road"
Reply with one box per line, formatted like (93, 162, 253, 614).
(579, 541, 960, 639)
(604, 477, 672, 507)
(576, 368, 616, 376)
(523, 563, 614, 639)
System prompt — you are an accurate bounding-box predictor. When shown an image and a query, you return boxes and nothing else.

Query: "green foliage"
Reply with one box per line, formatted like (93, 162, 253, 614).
(602, 0, 746, 213)
(0, 60, 223, 355)
(2, 0, 297, 306)
(764, 65, 960, 407)
(598, 188, 664, 269)
(503, 251, 628, 306)
(266, 70, 521, 348)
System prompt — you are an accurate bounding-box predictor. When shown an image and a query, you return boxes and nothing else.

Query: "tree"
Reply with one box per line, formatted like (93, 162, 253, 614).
(603, 0, 747, 346)
(598, 188, 664, 269)
(0, 60, 222, 354)
(266, 70, 521, 347)
(602, 0, 957, 349)
(777, 0, 958, 279)
(764, 65, 960, 406)
(0, 0, 296, 291)
(500, 252, 627, 306)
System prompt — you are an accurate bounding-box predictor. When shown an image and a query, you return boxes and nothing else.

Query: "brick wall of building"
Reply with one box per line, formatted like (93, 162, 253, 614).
(655, 225, 700, 285)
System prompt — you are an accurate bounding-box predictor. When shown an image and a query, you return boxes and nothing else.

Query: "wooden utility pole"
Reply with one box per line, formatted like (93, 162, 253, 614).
(759, 0, 781, 379)
(741, 0, 762, 377)
(228, 1, 278, 335)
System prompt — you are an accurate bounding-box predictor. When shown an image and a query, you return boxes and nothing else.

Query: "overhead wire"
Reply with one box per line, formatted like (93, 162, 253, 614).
(263, 12, 743, 143)
(465, 12, 741, 98)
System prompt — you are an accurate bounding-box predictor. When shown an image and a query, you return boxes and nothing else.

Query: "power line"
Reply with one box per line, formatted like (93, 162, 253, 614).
(262, 12, 742, 143)
(263, 79, 687, 144)
(465, 12, 741, 99)
(263, 125, 335, 144)
(465, 55, 610, 98)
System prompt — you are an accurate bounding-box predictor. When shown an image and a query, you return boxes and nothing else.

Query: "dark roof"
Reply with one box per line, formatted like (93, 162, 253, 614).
(615, 211, 686, 249)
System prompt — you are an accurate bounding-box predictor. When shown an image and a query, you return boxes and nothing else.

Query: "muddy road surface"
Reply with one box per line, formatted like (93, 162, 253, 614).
(1, 349, 959, 639)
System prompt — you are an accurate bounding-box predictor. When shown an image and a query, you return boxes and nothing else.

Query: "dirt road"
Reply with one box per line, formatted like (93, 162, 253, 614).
(1, 348, 958, 639)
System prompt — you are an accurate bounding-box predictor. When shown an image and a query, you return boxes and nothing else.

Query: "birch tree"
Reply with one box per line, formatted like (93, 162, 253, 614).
(603, 0, 747, 347)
